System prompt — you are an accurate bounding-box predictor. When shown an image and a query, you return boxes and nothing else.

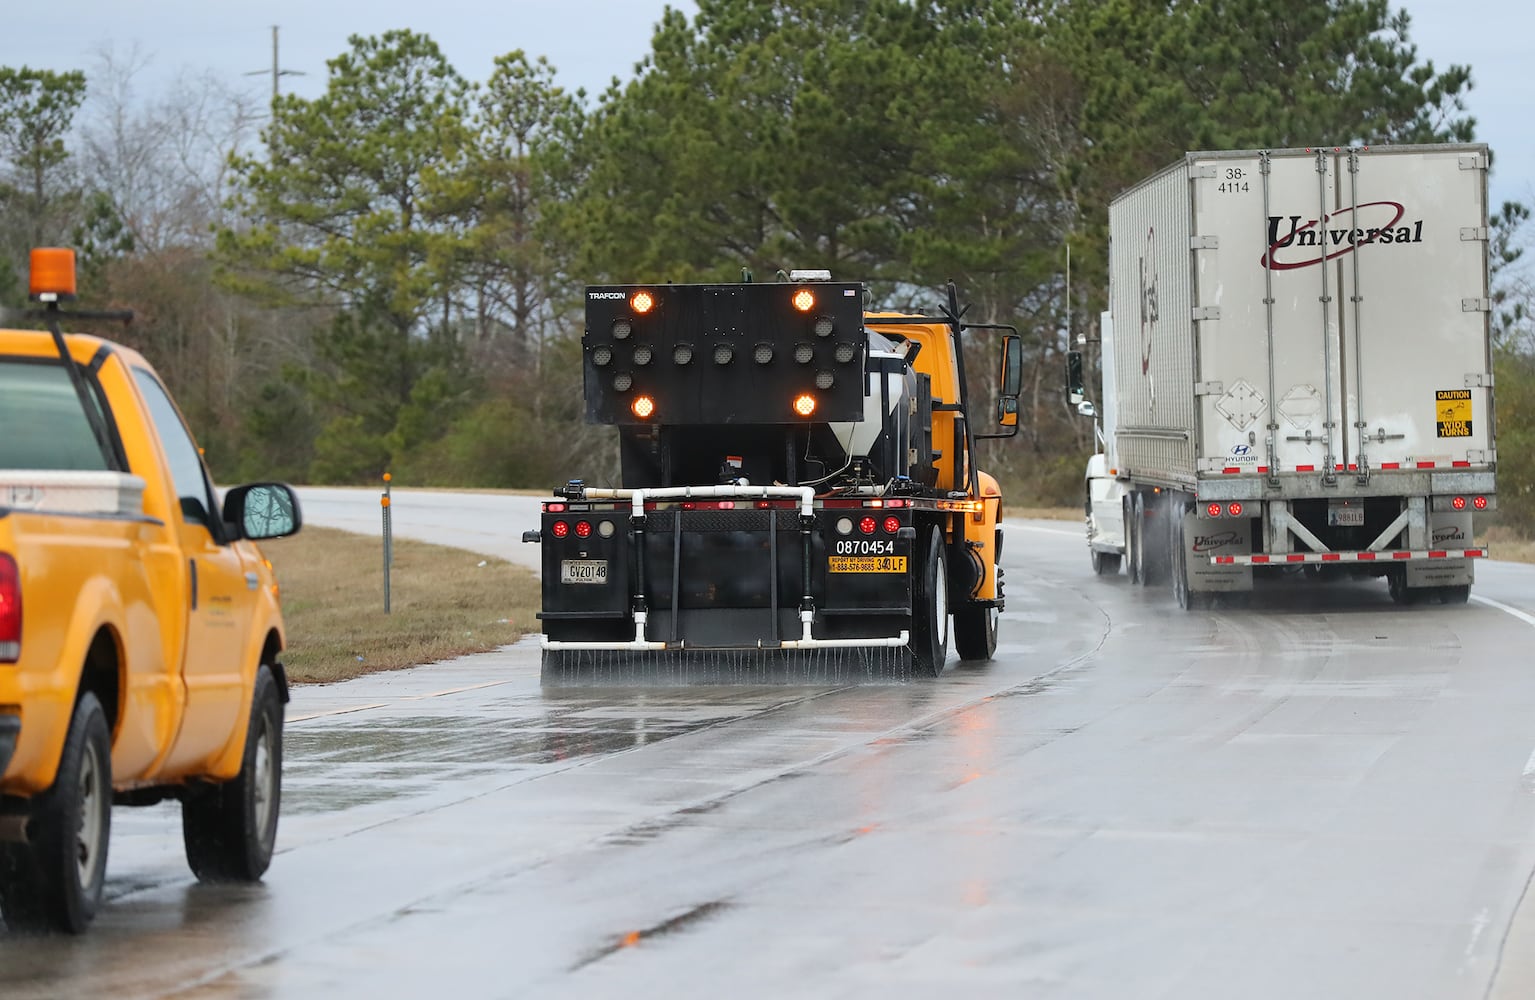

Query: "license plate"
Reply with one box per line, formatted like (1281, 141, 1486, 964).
(561, 559, 608, 584)
(828, 556, 908, 573)
(1328, 506, 1364, 527)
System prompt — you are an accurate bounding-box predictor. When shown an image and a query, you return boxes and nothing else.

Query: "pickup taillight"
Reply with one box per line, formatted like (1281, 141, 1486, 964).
(0, 554, 19, 663)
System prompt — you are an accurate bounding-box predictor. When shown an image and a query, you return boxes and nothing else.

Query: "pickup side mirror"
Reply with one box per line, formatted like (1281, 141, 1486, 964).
(1066, 350, 1086, 405)
(222, 483, 302, 541)
(997, 334, 1022, 427)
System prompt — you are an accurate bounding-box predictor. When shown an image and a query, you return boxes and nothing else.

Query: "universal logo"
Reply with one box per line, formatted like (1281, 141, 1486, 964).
(1432, 526, 1467, 545)
(1193, 530, 1243, 553)
(1262, 202, 1424, 270)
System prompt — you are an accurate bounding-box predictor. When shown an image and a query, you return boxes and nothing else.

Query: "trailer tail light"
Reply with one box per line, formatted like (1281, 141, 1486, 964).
(0, 554, 20, 662)
(1206, 502, 1222, 518)
(1227, 502, 1243, 517)
(792, 289, 816, 312)
(1474, 496, 1488, 510)
(858, 516, 877, 535)
(597, 520, 616, 538)
(574, 521, 592, 539)
(883, 516, 901, 534)
(629, 290, 654, 314)
(631, 395, 655, 419)
(1452, 496, 1466, 510)
(544, 503, 567, 513)
(551, 521, 570, 538)
(793, 394, 817, 417)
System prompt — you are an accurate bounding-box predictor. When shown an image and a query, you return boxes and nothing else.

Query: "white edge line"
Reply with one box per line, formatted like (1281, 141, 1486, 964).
(1471, 594, 1535, 629)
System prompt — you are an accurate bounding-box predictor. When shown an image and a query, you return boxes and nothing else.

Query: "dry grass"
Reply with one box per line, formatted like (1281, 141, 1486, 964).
(1484, 525, 1535, 565)
(261, 527, 540, 684)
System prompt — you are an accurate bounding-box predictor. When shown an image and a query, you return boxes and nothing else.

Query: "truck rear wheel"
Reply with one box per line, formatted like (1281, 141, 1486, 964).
(183, 663, 282, 882)
(911, 527, 949, 676)
(1090, 549, 1122, 576)
(953, 603, 998, 661)
(0, 692, 112, 934)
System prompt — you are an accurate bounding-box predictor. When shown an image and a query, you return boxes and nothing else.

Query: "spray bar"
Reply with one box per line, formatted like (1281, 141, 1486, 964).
(543, 483, 912, 652)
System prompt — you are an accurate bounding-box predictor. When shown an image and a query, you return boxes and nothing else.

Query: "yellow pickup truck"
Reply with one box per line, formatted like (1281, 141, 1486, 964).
(0, 249, 301, 933)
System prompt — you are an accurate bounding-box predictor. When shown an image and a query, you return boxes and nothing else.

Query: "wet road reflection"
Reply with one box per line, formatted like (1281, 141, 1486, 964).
(4, 521, 1535, 1000)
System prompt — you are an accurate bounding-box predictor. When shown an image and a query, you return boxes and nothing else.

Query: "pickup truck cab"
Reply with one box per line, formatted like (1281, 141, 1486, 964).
(0, 249, 301, 933)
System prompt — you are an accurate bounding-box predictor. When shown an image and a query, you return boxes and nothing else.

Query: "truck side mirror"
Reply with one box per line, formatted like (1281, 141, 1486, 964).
(1066, 350, 1085, 405)
(996, 335, 1022, 427)
(999, 335, 1023, 397)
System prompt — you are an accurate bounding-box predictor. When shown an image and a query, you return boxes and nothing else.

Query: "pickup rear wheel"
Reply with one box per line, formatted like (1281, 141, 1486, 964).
(911, 527, 950, 676)
(0, 692, 112, 934)
(183, 663, 282, 882)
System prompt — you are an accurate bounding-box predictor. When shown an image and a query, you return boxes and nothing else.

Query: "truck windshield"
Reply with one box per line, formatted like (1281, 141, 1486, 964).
(0, 358, 113, 471)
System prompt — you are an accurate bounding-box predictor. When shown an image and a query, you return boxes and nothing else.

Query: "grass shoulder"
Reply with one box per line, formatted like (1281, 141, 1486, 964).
(261, 526, 540, 684)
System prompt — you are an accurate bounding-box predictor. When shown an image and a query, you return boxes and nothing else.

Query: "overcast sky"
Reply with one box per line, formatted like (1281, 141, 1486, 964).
(1, 1, 1529, 217)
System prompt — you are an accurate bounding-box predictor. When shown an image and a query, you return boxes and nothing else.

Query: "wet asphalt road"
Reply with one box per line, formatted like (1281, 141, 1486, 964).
(4, 489, 1535, 999)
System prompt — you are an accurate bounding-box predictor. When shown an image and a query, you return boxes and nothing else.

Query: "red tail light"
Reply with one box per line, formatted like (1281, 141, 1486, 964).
(858, 516, 877, 535)
(882, 516, 901, 534)
(1227, 502, 1243, 517)
(0, 554, 20, 663)
(1206, 502, 1222, 518)
(1474, 496, 1488, 510)
(575, 521, 592, 538)
(551, 521, 570, 538)
(1452, 496, 1466, 510)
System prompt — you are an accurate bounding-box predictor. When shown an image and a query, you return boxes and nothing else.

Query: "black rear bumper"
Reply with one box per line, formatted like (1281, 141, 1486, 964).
(0, 712, 19, 778)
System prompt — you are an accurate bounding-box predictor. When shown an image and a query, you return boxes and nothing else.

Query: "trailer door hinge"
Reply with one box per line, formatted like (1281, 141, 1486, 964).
(1461, 298, 1491, 313)
(1460, 227, 1488, 242)
(1460, 154, 1488, 171)
(1192, 306, 1221, 321)
(1465, 372, 1494, 388)
(1189, 235, 1219, 250)
(1193, 164, 1218, 179)
(1194, 381, 1224, 396)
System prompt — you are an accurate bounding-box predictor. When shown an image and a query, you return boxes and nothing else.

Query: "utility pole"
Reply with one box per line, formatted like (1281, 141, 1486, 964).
(245, 25, 305, 102)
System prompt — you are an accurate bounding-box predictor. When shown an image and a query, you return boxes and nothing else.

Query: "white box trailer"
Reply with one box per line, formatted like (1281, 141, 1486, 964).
(1072, 144, 1495, 607)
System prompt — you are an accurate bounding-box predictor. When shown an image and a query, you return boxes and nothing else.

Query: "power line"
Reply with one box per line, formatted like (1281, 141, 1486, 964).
(244, 25, 305, 102)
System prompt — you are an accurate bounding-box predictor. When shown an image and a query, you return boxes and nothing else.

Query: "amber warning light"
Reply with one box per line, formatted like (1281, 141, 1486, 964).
(29, 247, 77, 302)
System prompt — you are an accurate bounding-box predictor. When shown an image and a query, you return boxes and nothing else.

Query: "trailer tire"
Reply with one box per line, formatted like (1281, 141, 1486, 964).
(1170, 502, 1208, 611)
(183, 663, 282, 883)
(1439, 584, 1471, 605)
(1130, 493, 1147, 586)
(1388, 569, 1422, 606)
(0, 692, 112, 934)
(911, 527, 949, 676)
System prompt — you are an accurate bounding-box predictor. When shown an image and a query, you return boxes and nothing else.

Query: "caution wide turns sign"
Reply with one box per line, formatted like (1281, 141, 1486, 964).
(1436, 389, 1472, 437)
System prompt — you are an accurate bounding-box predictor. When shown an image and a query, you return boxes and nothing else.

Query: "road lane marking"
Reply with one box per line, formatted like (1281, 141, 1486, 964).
(1472, 594, 1535, 629)
(288, 703, 389, 722)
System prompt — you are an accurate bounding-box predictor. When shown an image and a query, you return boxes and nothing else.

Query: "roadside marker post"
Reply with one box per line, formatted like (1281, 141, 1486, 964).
(382, 472, 393, 614)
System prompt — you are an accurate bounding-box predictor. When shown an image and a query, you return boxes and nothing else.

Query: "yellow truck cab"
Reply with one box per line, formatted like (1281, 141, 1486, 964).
(0, 249, 301, 933)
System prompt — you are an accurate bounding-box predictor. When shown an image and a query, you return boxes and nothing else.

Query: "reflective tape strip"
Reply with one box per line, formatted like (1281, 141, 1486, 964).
(1212, 548, 1486, 566)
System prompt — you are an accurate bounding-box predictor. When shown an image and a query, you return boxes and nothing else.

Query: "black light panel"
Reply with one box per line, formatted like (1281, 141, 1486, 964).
(583, 283, 867, 425)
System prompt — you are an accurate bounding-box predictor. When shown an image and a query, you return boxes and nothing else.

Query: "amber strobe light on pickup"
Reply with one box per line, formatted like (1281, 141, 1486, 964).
(0, 553, 20, 662)
(28, 247, 78, 302)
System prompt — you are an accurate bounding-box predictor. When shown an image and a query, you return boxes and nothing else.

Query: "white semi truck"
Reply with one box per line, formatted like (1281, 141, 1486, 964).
(1070, 144, 1496, 608)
